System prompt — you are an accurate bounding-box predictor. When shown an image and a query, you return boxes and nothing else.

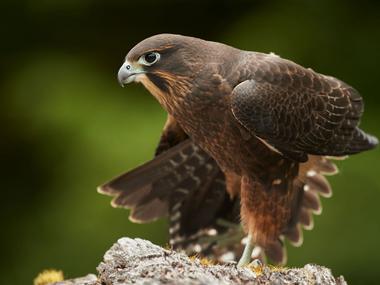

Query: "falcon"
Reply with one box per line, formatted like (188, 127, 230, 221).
(98, 34, 378, 266)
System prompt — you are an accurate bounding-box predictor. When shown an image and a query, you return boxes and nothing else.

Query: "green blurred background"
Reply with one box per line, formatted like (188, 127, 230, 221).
(1, 0, 379, 284)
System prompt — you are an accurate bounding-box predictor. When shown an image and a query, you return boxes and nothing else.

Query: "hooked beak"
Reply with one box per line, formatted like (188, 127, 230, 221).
(117, 61, 145, 87)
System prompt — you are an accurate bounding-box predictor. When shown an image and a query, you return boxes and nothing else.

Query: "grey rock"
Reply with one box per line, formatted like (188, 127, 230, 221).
(52, 237, 347, 285)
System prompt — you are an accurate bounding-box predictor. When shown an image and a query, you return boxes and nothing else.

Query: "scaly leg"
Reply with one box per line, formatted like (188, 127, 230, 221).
(237, 234, 254, 267)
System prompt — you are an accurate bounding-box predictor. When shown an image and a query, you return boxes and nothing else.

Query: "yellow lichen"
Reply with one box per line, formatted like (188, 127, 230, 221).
(34, 269, 64, 285)
(247, 263, 264, 276)
(199, 257, 215, 266)
(189, 254, 199, 262)
(188, 254, 215, 266)
(268, 264, 288, 272)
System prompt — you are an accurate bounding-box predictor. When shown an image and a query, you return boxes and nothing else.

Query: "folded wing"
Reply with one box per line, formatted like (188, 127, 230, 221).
(231, 55, 378, 161)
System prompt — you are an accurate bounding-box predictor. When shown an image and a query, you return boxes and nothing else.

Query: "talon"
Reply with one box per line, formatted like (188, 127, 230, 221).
(249, 258, 262, 268)
(248, 259, 264, 276)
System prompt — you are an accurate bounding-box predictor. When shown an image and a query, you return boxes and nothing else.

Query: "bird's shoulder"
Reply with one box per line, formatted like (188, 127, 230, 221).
(231, 52, 366, 123)
(235, 51, 356, 97)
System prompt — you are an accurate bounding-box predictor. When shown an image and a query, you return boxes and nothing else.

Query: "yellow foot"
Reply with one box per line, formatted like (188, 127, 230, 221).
(248, 259, 264, 275)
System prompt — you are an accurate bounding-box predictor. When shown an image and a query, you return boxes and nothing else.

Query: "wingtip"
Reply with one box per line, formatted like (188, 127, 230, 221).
(110, 197, 123, 208)
(285, 224, 304, 248)
(97, 185, 106, 194)
(312, 205, 323, 216)
(351, 130, 379, 153)
(128, 214, 150, 224)
(290, 233, 304, 248)
(97, 184, 114, 195)
(370, 134, 379, 147)
(302, 216, 314, 231)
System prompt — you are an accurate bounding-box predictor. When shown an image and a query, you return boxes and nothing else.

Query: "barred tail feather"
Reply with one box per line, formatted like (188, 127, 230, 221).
(281, 155, 339, 255)
(251, 155, 339, 265)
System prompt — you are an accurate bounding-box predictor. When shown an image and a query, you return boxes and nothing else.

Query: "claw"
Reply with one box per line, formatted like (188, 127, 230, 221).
(248, 259, 264, 276)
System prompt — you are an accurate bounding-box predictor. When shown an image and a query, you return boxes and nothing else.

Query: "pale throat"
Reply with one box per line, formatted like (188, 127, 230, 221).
(137, 74, 180, 115)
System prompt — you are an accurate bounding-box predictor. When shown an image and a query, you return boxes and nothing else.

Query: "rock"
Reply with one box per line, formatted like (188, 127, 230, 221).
(53, 274, 97, 285)
(52, 237, 347, 285)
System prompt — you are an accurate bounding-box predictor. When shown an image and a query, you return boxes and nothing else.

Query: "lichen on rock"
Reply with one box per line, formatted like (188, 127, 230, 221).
(51, 237, 347, 285)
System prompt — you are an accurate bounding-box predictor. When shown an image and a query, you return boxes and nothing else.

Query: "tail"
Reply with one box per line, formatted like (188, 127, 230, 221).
(241, 155, 339, 265)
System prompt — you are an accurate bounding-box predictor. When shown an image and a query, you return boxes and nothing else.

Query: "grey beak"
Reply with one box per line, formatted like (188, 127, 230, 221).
(117, 61, 133, 87)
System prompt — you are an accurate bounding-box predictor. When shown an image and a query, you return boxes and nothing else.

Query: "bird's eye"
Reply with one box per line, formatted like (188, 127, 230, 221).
(139, 52, 160, 66)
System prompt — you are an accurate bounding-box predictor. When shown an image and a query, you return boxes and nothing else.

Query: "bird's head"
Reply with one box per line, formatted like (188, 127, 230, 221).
(118, 34, 208, 88)
(118, 34, 237, 113)
(117, 34, 226, 107)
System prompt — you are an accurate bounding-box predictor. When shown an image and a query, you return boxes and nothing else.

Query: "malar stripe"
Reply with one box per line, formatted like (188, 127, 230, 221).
(147, 73, 170, 93)
(154, 71, 193, 95)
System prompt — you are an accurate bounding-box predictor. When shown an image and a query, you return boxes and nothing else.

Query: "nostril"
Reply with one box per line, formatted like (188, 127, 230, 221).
(126, 65, 131, 70)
